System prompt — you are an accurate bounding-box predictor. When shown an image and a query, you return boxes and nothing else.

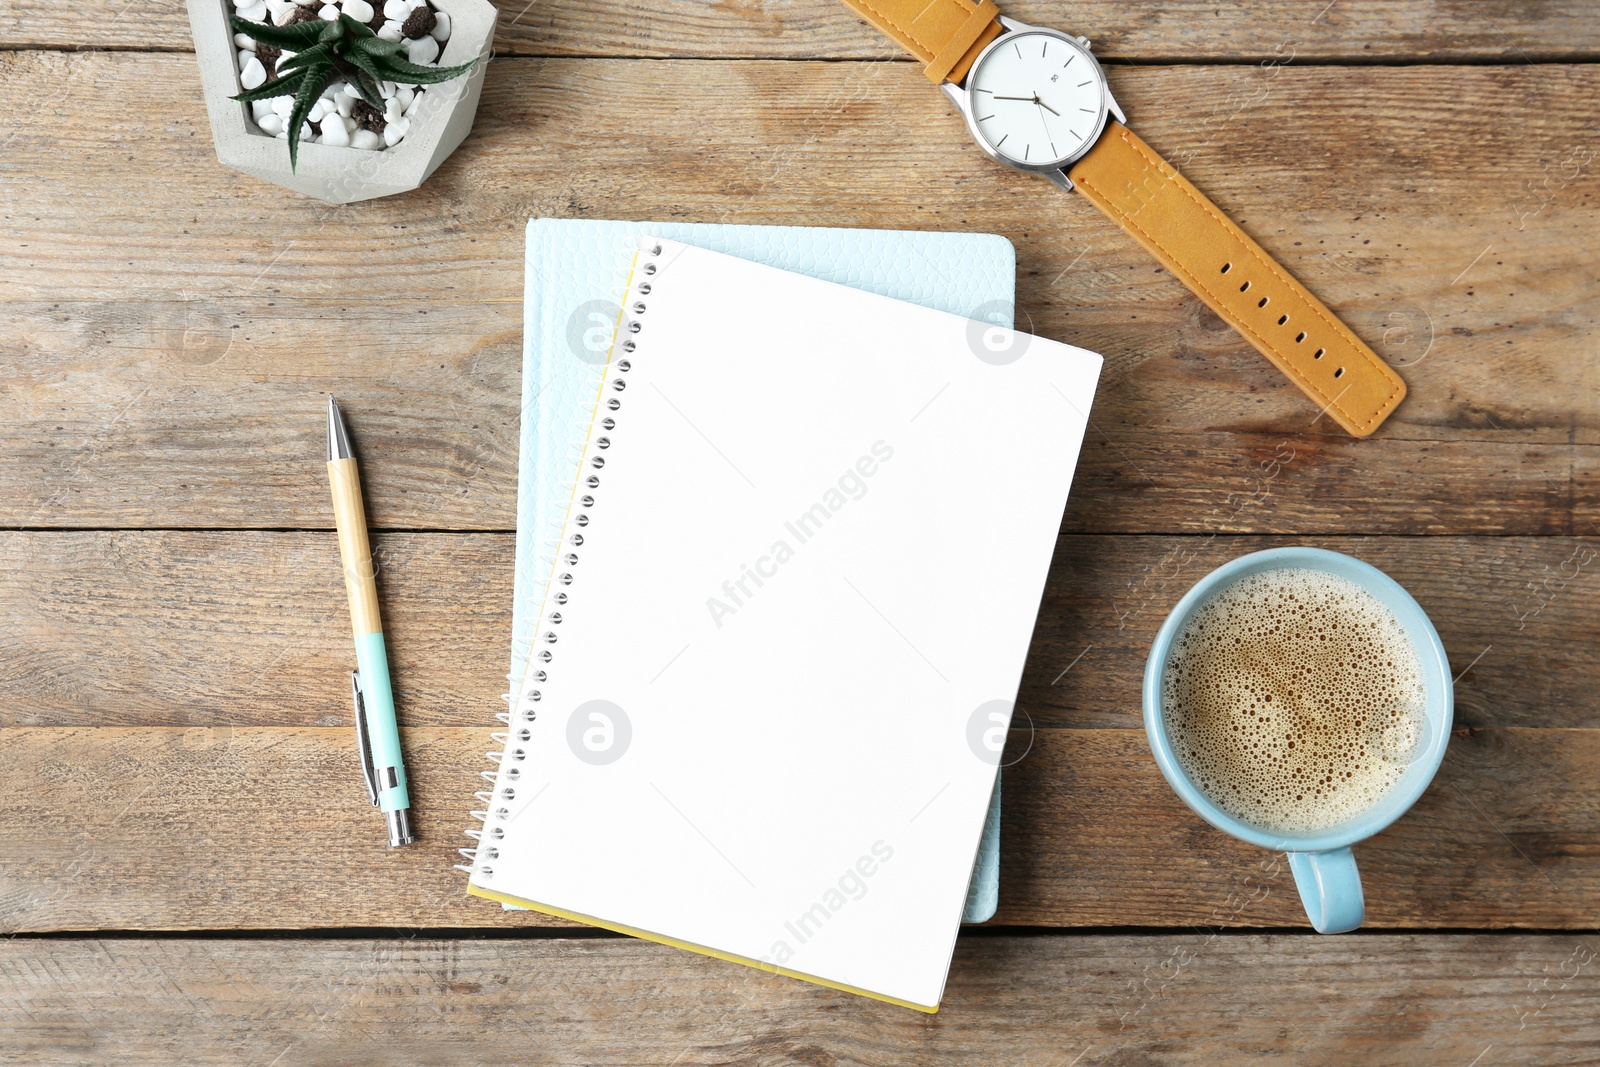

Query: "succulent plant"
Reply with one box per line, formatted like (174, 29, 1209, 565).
(230, 12, 476, 170)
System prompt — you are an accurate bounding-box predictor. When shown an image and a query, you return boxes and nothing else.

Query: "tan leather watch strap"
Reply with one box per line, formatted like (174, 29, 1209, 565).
(1068, 122, 1405, 436)
(836, 0, 1003, 83)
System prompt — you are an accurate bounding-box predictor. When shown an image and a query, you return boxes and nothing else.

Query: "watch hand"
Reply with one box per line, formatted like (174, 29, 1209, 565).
(992, 95, 1036, 101)
(1034, 96, 1061, 117)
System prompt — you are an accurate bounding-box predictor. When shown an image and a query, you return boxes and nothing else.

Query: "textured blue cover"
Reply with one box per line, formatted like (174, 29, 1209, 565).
(514, 218, 1008, 923)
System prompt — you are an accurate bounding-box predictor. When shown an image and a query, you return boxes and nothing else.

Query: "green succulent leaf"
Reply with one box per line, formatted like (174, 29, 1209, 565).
(228, 15, 327, 51)
(370, 56, 477, 84)
(350, 35, 405, 59)
(339, 13, 377, 38)
(343, 51, 390, 104)
(274, 43, 333, 79)
(286, 58, 335, 171)
(232, 66, 309, 105)
(346, 66, 387, 110)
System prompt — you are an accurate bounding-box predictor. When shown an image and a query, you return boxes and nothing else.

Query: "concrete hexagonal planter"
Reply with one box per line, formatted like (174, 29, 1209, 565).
(187, 0, 496, 203)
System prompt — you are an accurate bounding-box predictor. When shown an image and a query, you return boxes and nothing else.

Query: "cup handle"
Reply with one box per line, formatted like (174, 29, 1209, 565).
(1287, 847, 1364, 933)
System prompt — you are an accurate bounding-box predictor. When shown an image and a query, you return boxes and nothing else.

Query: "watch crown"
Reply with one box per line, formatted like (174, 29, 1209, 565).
(1077, 35, 1092, 48)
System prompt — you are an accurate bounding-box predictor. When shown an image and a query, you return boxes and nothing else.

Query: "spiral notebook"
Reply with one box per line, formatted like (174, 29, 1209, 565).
(509, 219, 1011, 924)
(465, 233, 1102, 1011)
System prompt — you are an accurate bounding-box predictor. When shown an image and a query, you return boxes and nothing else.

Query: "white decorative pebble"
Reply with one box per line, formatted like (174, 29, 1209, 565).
(404, 34, 438, 65)
(382, 116, 410, 146)
(238, 48, 255, 69)
(307, 99, 329, 123)
(256, 112, 285, 136)
(234, 33, 256, 50)
(350, 129, 383, 150)
(395, 85, 414, 110)
(237, 1, 267, 21)
(343, 0, 375, 22)
(403, 91, 422, 118)
(239, 55, 267, 90)
(318, 2, 340, 19)
(270, 95, 295, 118)
(251, 98, 274, 120)
(377, 19, 404, 41)
(294, 0, 319, 5)
(266, 0, 295, 22)
(335, 92, 356, 117)
(382, 0, 409, 20)
(300, 121, 316, 139)
(318, 115, 350, 146)
(384, 97, 403, 123)
(380, 79, 397, 99)
(430, 11, 450, 41)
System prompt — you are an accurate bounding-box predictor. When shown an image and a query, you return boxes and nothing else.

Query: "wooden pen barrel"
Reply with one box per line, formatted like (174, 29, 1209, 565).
(327, 457, 383, 636)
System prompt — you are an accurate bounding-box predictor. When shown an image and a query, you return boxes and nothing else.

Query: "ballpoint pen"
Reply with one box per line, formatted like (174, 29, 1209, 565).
(326, 395, 416, 847)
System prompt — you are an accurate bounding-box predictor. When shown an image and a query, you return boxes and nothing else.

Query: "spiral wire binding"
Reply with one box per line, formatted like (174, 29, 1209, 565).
(456, 238, 662, 881)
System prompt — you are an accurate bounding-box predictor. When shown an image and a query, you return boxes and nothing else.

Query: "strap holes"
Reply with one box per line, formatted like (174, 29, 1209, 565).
(1257, 297, 1269, 308)
(1239, 281, 1251, 292)
(1277, 314, 1288, 326)
(1334, 367, 1345, 378)
(1220, 263, 1232, 274)
(1296, 332, 1306, 343)
(1313, 348, 1325, 359)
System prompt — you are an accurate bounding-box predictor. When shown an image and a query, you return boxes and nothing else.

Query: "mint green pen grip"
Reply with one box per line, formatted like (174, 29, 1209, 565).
(355, 630, 410, 811)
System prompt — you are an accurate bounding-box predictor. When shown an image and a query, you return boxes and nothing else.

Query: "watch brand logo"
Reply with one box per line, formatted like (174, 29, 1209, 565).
(966, 299, 1031, 365)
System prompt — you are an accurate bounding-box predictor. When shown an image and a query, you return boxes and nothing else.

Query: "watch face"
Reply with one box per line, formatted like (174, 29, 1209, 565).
(966, 31, 1107, 168)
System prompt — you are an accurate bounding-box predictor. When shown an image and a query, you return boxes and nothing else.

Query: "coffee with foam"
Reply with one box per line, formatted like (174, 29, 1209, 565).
(1163, 568, 1426, 835)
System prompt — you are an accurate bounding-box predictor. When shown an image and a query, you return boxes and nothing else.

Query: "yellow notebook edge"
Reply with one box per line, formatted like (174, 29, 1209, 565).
(467, 885, 940, 1014)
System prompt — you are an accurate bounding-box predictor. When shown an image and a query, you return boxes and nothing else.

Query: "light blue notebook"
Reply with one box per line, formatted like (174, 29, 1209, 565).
(511, 218, 1009, 922)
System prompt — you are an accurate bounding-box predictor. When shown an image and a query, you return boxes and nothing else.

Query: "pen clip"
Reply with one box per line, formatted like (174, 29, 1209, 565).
(351, 670, 380, 807)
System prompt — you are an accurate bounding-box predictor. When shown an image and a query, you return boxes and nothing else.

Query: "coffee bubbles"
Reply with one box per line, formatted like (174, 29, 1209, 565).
(1163, 568, 1427, 835)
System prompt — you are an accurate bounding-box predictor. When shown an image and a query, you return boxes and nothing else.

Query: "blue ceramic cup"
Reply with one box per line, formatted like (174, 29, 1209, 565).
(1142, 547, 1453, 933)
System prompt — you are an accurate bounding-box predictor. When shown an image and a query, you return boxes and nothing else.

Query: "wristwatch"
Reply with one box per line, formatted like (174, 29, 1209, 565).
(835, 0, 1406, 437)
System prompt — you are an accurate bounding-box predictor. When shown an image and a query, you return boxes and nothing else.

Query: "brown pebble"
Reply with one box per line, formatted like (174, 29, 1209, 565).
(284, 4, 321, 26)
(350, 98, 388, 134)
(401, 4, 436, 39)
(256, 42, 282, 81)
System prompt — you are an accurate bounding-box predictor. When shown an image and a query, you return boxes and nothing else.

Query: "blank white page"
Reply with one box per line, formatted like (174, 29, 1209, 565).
(470, 237, 1101, 1010)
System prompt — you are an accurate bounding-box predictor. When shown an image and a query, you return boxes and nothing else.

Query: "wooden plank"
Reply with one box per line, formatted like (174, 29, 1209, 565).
(4, 0, 1599, 61)
(0, 725, 1594, 931)
(3, 935, 1599, 1065)
(2, 532, 1594, 731)
(1, 56, 1594, 531)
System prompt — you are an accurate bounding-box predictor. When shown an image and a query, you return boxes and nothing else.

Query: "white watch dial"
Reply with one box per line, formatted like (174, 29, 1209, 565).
(966, 31, 1106, 168)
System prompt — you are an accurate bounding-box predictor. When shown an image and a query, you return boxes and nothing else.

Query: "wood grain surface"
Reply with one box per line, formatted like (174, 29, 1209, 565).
(3, 0, 1598, 60)
(1, 725, 1593, 931)
(3, 0, 1597, 1054)
(1, 532, 1593, 730)
(3, 935, 1599, 1065)
(1, 56, 1595, 531)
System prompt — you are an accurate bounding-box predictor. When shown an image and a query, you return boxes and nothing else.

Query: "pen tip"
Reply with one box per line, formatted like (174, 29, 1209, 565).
(326, 395, 354, 462)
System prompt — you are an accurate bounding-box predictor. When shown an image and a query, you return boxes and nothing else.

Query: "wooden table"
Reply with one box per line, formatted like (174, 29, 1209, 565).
(2, 1, 1597, 1062)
